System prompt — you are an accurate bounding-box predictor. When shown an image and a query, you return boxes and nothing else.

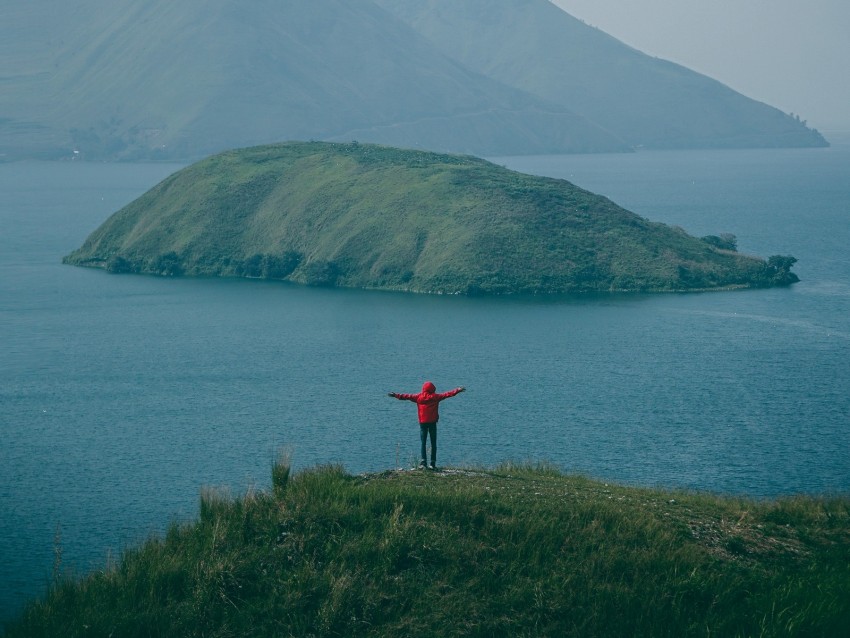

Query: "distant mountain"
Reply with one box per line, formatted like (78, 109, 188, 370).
(374, 0, 828, 150)
(0, 0, 826, 161)
(64, 142, 798, 294)
(0, 0, 624, 161)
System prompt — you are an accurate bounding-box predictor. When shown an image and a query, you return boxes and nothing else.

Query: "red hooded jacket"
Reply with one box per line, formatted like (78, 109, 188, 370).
(390, 381, 464, 424)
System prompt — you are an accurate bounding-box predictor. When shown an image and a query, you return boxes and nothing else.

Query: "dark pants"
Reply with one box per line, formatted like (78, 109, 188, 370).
(419, 422, 437, 465)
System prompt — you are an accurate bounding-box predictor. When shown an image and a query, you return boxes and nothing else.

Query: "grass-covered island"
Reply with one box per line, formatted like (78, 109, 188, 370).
(64, 142, 798, 294)
(8, 461, 849, 637)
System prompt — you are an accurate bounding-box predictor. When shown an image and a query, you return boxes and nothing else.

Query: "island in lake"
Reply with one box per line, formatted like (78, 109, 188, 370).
(64, 142, 798, 295)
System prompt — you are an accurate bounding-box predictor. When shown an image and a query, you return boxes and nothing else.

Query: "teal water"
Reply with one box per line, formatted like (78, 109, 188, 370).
(2, 141, 849, 621)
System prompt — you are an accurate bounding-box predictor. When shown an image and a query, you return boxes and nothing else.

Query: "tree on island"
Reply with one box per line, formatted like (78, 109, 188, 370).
(765, 255, 799, 285)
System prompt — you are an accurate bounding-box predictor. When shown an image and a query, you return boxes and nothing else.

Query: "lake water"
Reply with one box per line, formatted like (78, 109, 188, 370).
(2, 139, 849, 622)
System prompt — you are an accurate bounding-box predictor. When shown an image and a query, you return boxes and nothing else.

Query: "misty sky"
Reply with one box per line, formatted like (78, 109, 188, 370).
(552, 0, 849, 132)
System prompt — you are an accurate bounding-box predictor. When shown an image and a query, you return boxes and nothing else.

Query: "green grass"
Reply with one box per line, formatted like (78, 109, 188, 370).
(64, 141, 798, 295)
(7, 458, 849, 637)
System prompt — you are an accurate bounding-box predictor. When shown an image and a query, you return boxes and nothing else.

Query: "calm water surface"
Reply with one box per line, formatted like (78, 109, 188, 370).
(2, 141, 849, 620)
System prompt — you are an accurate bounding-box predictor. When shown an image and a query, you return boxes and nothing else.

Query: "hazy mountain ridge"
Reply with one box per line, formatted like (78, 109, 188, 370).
(373, 0, 827, 150)
(0, 0, 826, 161)
(64, 141, 797, 294)
(0, 0, 624, 160)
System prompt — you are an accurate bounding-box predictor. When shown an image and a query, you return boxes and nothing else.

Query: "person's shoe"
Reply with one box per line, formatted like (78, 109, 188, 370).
(429, 462, 437, 470)
(419, 460, 427, 469)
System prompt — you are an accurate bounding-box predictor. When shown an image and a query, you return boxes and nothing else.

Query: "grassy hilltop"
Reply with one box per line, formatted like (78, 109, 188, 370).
(7, 461, 849, 637)
(64, 141, 798, 295)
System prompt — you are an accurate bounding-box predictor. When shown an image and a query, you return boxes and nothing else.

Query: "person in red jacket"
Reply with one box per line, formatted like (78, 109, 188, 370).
(388, 381, 465, 469)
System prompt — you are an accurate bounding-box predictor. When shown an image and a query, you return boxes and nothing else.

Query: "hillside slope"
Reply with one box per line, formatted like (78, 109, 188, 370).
(375, 0, 828, 150)
(0, 0, 624, 161)
(63, 142, 798, 294)
(0, 0, 825, 161)
(7, 463, 850, 636)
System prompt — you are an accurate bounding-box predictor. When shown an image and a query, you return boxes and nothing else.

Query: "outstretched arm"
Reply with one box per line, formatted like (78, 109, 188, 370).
(388, 392, 418, 402)
(437, 387, 466, 400)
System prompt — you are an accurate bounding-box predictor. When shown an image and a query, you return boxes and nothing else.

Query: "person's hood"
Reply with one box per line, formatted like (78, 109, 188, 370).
(422, 381, 436, 393)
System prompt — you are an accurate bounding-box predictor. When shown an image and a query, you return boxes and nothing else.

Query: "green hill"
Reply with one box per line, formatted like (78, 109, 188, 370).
(64, 141, 797, 295)
(7, 462, 849, 636)
(0, 0, 825, 161)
